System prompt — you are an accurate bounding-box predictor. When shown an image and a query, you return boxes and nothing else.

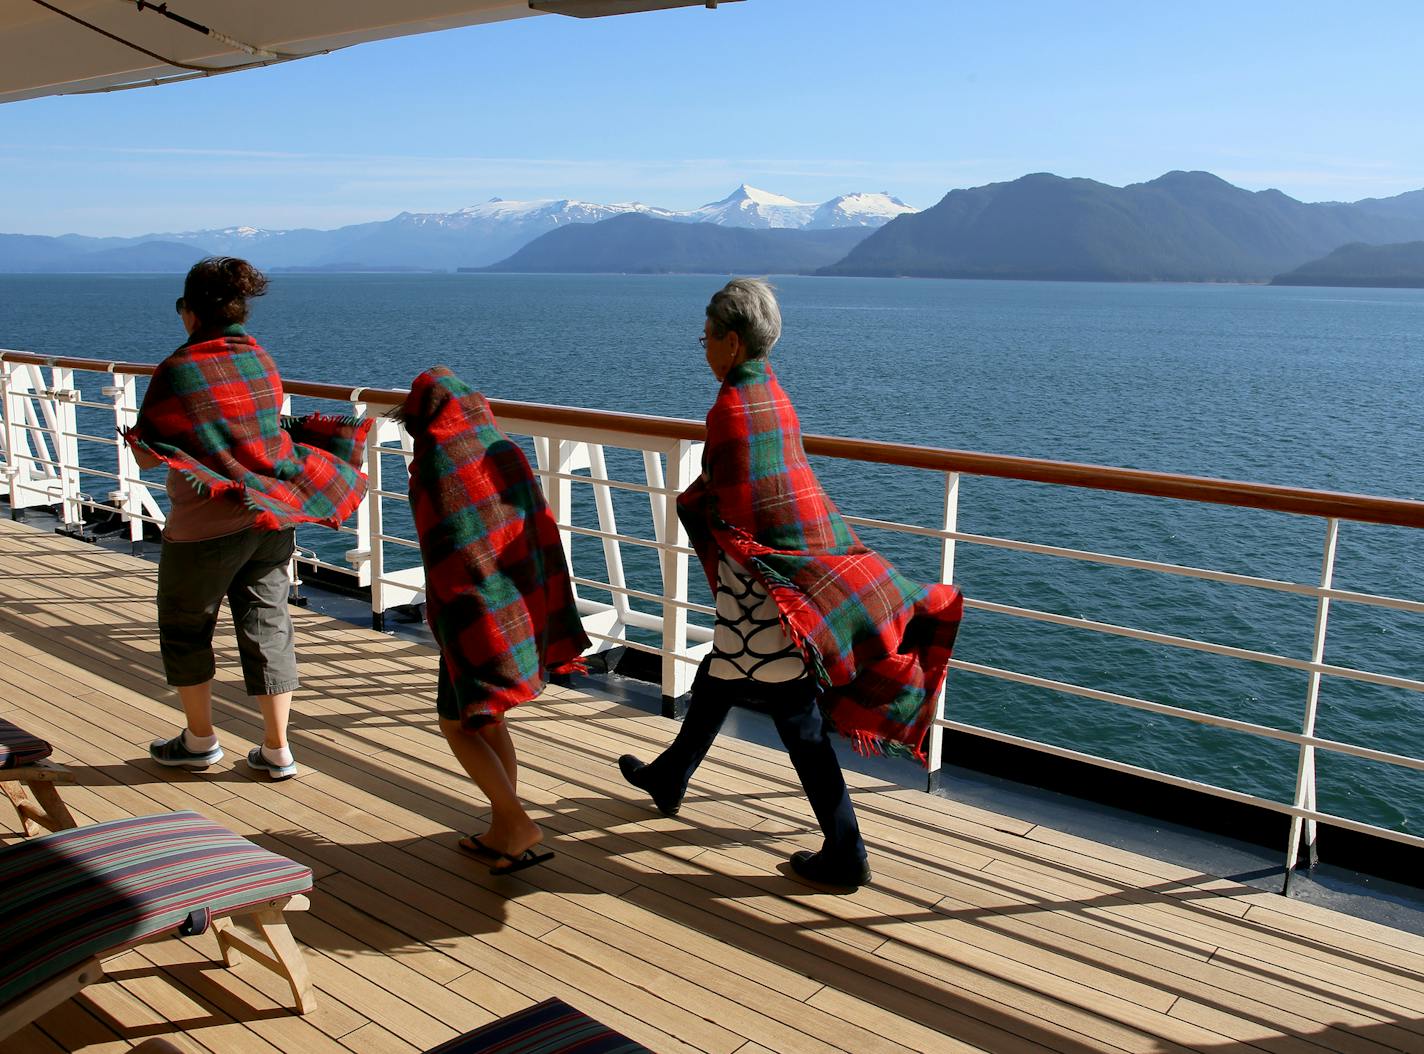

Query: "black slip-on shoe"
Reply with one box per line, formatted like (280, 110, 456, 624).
(790, 850, 872, 889)
(618, 754, 682, 817)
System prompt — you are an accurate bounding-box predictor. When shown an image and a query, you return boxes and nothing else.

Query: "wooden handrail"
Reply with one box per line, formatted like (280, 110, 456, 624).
(5, 349, 1423, 529)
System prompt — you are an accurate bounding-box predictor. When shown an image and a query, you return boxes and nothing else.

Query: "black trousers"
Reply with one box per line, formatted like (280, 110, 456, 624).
(646, 660, 866, 863)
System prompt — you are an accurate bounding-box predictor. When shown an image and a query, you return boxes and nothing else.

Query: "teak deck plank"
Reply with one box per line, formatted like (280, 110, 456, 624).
(3, 518, 1424, 1054)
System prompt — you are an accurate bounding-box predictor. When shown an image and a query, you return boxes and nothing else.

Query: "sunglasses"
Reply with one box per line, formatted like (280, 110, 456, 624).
(174, 297, 186, 314)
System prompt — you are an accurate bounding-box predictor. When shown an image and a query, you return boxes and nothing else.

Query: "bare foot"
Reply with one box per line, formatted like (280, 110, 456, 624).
(481, 817, 543, 860)
(457, 833, 500, 861)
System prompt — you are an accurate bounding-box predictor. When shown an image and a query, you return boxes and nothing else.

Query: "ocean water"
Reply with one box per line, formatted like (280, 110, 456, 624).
(4, 273, 1424, 832)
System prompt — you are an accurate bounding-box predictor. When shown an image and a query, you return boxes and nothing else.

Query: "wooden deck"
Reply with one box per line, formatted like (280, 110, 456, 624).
(3, 517, 1424, 1054)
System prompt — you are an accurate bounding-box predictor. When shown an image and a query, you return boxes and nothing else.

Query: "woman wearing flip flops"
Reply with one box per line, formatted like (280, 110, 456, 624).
(401, 367, 589, 876)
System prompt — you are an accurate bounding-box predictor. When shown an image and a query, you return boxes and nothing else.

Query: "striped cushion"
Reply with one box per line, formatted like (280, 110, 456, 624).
(0, 718, 53, 769)
(424, 998, 652, 1054)
(0, 811, 311, 1007)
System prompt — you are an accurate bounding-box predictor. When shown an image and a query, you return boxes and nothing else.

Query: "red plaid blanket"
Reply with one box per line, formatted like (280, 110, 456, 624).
(678, 359, 963, 762)
(403, 367, 589, 723)
(122, 331, 370, 530)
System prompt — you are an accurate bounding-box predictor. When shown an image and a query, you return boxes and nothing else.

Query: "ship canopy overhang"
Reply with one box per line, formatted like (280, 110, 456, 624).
(0, 0, 733, 105)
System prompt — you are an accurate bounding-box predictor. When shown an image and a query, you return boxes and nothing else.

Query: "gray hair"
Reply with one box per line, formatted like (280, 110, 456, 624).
(706, 278, 781, 359)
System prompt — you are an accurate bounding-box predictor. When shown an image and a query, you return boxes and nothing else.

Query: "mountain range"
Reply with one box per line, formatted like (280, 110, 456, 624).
(0, 186, 915, 274)
(9, 172, 1424, 283)
(478, 214, 870, 275)
(1272, 241, 1424, 288)
(820, 171, 1424, 282)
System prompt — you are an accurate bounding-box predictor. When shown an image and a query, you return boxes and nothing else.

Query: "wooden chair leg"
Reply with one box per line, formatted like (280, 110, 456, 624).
(211, 915, 244, 967)
(0, 957, 104, 1042)
(1, 780, 40, 837)
(252, 908, 317, 1014)
(211, 901, 315, 1014)
(27, 780, 76, 833)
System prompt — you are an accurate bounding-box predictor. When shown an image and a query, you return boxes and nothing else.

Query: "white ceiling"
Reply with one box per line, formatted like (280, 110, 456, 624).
(0, 0, 732, 104)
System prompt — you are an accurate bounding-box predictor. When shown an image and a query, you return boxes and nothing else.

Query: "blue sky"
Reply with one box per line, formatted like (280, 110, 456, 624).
(2, 0, 1421, 236)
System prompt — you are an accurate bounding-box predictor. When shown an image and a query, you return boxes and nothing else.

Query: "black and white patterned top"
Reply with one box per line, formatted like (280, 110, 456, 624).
(707, 555, 809, 683)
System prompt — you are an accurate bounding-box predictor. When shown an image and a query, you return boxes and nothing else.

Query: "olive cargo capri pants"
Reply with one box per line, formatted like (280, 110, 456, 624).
(157, 527, 300, 696)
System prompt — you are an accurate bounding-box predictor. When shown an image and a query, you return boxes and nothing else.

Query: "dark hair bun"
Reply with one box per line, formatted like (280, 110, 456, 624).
(183, 257, 268, 327)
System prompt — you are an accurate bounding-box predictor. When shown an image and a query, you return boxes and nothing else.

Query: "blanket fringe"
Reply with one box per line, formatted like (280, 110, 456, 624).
(847, 729, 928, 766)
(281, 412, 370, 430)
(548, 657, 590, 676)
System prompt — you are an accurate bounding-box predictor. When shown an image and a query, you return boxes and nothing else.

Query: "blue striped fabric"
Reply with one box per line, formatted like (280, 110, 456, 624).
(0, 811, 311, 1006)
(424, 997, 653, 1054)
(0, 718, 52, 769)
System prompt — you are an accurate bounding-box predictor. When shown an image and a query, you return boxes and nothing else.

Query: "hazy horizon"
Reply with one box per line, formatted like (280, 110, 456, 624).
(10, 170, 1421, 242)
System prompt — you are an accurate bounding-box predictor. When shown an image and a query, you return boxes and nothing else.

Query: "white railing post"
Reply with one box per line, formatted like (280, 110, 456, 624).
(927, 470, 961, 791)
(1284, 516, 1339, 891)
(17, 364, 71, 522)
(48, 367, 83, 529)
(343, 392, 374, 589)
(104, 372, 144, 547)
(643, 450, 666, 545)
(365, 414, 387, 631)
(585, 443, 630, 649)
(659, 439, 698, 706)
(540, 438, 578, 572)
(0, 359, 15, 514)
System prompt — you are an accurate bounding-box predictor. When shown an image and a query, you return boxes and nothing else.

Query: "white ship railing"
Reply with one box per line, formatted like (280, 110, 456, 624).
(5, 348, 1424, 888)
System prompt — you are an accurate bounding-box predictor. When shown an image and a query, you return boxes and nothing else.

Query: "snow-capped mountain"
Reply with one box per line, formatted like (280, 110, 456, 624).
(151, 225, 284, 248)
(682, 185, 818, 229)
(1, 186, 919, 271)
(806, 192, 916, 229)
(399, 198, 676, 229)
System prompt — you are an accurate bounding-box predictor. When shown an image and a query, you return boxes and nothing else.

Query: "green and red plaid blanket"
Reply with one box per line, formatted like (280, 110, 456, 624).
(403, 367, 589, 724)
(122, 330, 370, 530)
(678, 359, 963, 762)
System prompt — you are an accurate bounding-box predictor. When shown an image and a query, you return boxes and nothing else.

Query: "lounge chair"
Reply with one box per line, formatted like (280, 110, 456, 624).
(0, 810, 315, 1041)
(0, 716, 75, 836)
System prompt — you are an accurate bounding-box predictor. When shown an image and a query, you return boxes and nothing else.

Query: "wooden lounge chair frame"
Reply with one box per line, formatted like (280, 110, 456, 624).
(0, 758, 76, 836)
(0, 892, 314, 1041)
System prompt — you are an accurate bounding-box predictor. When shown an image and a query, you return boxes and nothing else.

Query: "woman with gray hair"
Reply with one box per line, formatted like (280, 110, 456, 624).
(620, 278, 964, 889)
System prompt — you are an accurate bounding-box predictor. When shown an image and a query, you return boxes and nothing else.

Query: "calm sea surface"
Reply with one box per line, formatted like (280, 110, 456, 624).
(4, 273, 1423, 831)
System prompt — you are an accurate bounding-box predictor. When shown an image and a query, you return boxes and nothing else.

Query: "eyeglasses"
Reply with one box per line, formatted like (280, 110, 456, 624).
(697, 335, 708, 349)
(174, 297, 186, 315)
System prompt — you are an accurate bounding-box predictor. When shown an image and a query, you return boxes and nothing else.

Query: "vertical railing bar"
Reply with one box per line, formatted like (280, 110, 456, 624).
(587, 443, 631, 627)
(927, 470, 960, 791)
(0, 360, 14, 518)
(26, 365, 62, 506)
(106, 372, 143, 549)
(1284, 516, 1339, 893)
(659, 439, 696, 710)
(55, 367, 82, 529)
(538, 438, 578, 572)
(345, 394, 373, 590)
(365, 415, 387, 630)
(643, 449, 666, 546)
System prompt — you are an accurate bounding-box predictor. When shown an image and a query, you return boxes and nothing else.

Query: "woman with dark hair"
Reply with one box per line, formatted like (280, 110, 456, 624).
(124, 257, 370, 780)
(620, 278, 964, 889)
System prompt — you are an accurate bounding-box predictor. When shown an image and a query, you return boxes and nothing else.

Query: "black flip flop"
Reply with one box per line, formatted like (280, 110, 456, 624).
(489, 847, 555, 876)
(457, 834, 500, 861)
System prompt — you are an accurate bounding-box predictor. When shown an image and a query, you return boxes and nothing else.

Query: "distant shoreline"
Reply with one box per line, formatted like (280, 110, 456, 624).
(9, 269, 1424, 290)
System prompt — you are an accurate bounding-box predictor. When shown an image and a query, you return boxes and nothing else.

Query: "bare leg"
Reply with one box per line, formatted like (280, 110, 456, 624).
(440, 717, 541, 858)
(176, 682, 215, 738)
(478, 720, 518, 789)
(256, 691, 293, 749)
